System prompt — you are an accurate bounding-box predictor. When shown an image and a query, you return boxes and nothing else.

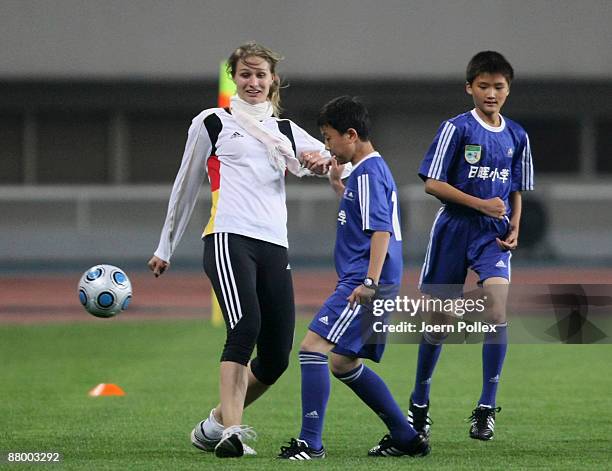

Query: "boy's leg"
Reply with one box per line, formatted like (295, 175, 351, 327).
(279, 286, 363, 459)
(467, 273, 508, 440)
(413, 342, 442, 405)
(278, 330, 332, 459)
(330, 353, 417, 444)
(470, 231, 511, 409)
(416, 209, 469, 429)
(412, 309, 448, 405)
(325, 283, 428, 457)
(409, 310, 447, 437)
(467, 218, 513, 440)
(478, 277, 509, 408)
(296, 330, 334, 452)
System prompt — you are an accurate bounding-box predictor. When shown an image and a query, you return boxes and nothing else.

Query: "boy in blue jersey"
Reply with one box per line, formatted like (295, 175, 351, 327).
(278, 96, 429, 459)
(408, 51, 534, 441)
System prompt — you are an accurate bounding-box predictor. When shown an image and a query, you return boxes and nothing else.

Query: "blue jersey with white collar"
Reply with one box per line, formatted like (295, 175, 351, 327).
(419, 109, 534, 214)
(335, 152, 403, 286)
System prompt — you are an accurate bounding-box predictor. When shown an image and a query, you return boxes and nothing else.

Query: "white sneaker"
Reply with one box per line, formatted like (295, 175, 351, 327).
(190, 409, 224, 452)
(191, 422, 220, 452)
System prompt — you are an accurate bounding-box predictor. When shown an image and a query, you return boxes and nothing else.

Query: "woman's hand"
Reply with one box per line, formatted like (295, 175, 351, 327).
(148, 255, 169, 277)
(301, 151, 331, 175)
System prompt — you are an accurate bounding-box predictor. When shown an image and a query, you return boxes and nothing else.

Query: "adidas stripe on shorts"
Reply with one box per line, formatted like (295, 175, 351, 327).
(309, 282, 399, 362)
(419, 206, 511, 299)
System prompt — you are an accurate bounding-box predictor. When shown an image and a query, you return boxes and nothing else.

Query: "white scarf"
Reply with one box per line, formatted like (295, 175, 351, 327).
(230, 95, 311, 177)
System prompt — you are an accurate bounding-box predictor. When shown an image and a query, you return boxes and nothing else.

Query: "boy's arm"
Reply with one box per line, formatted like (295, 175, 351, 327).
(496, 191, 521, 250)
(348, 231, 390, 308)
(424, 178, 506, 219)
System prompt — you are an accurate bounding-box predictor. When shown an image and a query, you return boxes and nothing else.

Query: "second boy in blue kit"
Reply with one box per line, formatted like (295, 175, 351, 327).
(409, 51, 534, 441)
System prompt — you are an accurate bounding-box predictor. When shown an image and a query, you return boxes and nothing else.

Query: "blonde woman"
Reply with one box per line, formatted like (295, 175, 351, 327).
(148, 42, 335, 458)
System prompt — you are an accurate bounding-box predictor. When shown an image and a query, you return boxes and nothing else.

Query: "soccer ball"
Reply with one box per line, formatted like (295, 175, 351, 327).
(78, 264, 132, 318)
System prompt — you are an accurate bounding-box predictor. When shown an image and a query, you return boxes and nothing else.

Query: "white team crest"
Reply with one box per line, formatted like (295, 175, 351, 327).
(464, 145, 481, 164)
(507, 147, 514, 158)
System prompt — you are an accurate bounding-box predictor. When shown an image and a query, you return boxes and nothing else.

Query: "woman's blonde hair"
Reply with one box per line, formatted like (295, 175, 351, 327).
(227, 41, 284, 116)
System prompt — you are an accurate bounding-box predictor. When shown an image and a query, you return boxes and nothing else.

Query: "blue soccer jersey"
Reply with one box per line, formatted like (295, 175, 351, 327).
(418, 109, 534, 295)
(334, 152, 403, 286)
(419, 109, 534, 215)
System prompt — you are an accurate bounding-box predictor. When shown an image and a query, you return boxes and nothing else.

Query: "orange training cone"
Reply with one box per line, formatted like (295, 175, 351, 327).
(88, 383, 126, 397)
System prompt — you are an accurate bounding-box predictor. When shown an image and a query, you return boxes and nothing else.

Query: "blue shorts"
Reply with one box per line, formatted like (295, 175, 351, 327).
(309, 282, 399, 362)
(419, 206, 511, 299)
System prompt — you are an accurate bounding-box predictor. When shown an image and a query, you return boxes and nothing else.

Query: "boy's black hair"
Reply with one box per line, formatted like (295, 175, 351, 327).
(317, 96, 370, 140)
(466, 51, 514, 85)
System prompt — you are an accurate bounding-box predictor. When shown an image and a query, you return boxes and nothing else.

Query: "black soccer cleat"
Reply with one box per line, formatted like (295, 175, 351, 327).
(213, 425, 257, 458)
(215, 433, 244, 458)
(408, 398, 433, 438)
(278, 438, 326, 460)
(368, 433, 430, 457)
(468, 405, 501, 441)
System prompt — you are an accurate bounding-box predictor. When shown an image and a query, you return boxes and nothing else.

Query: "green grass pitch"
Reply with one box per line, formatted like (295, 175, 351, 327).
(2, 319, 610, 470)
